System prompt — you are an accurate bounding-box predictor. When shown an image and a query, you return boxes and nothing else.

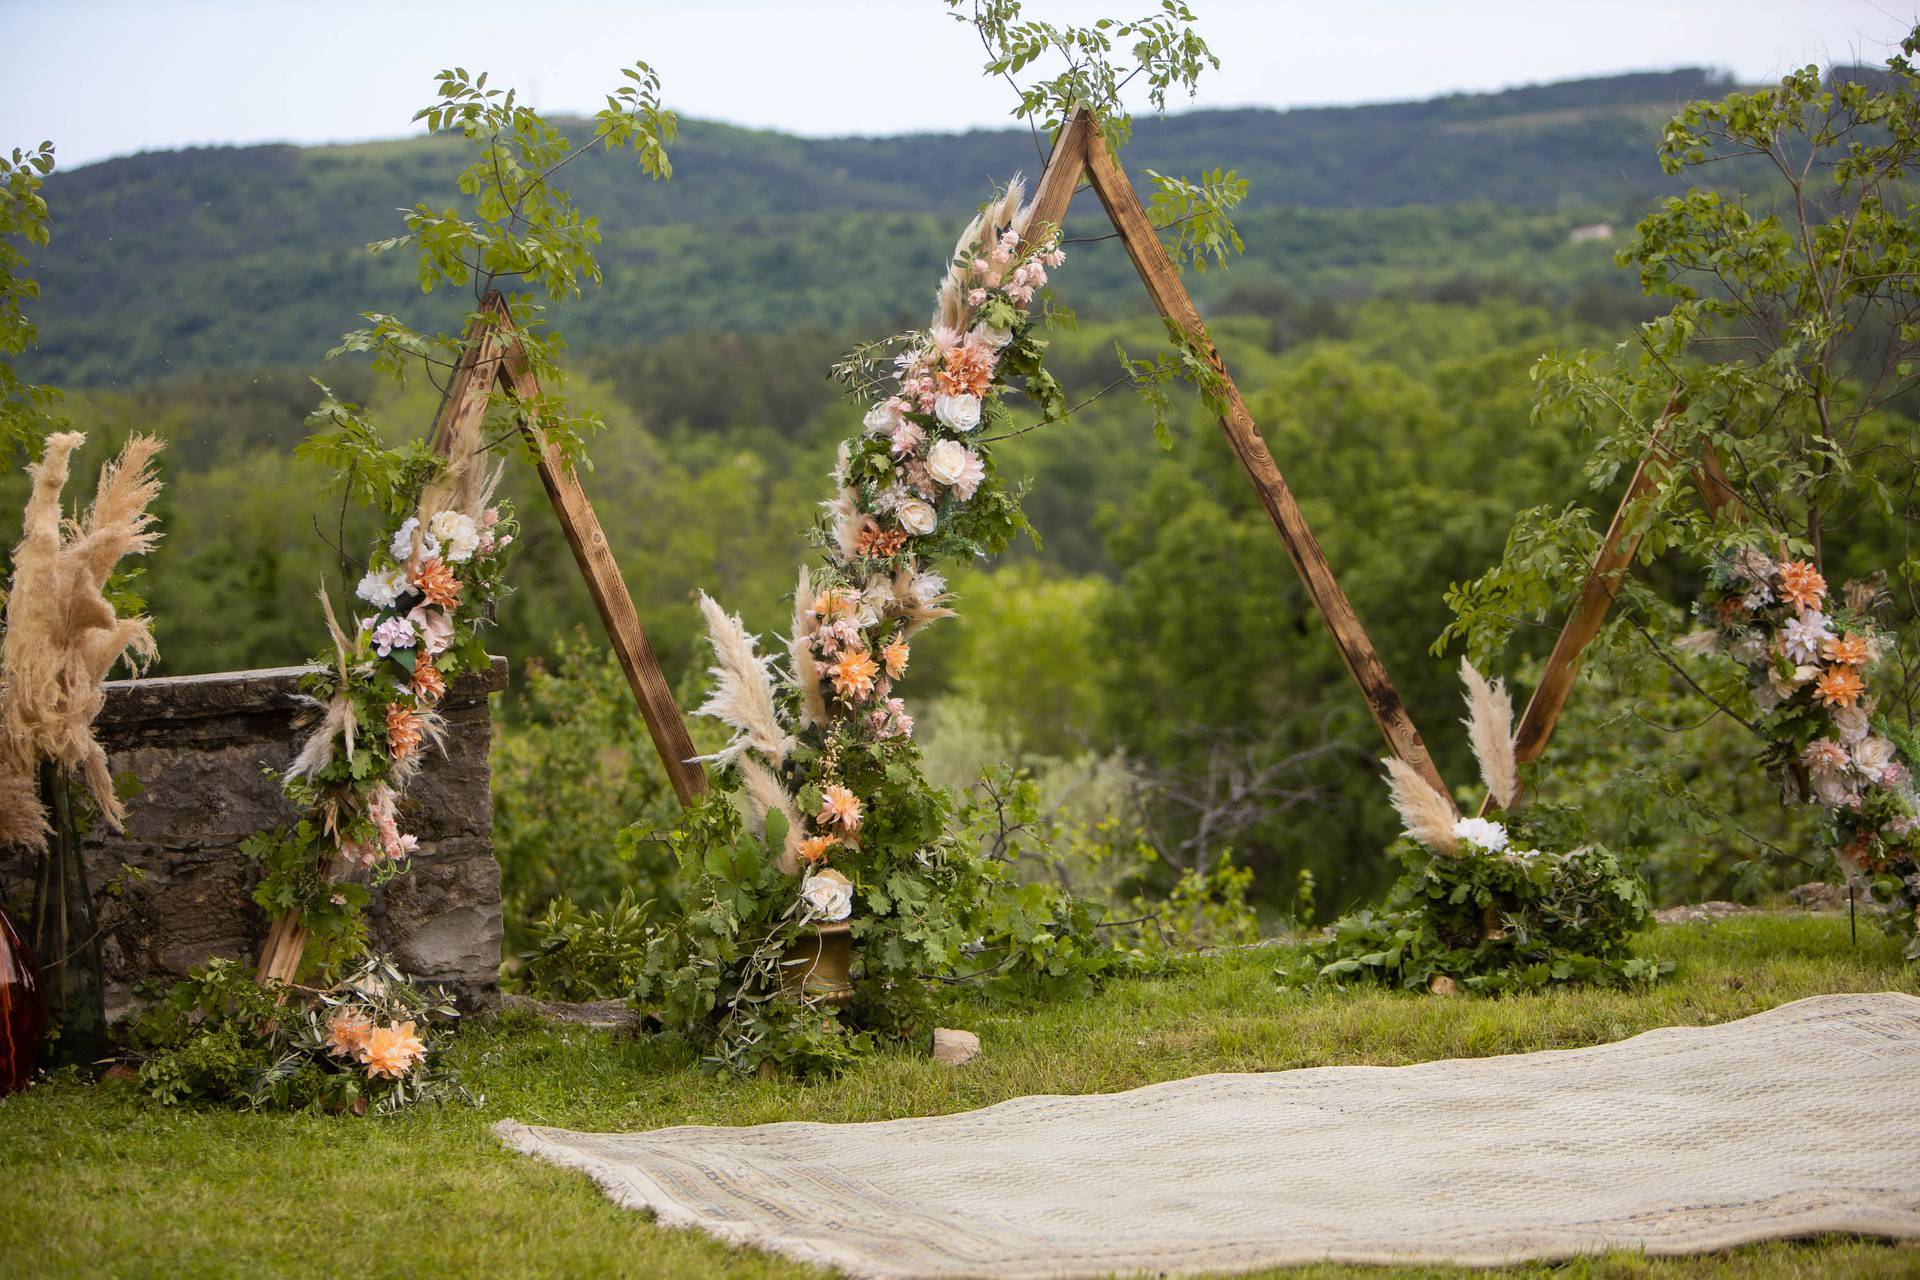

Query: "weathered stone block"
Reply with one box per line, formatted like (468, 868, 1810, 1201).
(0, 659, 508, 1019)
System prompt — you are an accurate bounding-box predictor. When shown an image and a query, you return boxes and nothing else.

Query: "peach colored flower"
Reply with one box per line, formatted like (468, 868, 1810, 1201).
(412, 557, 462, 609)
(360, 1020, 426, 1079)
(882, 636, 910, 680)
(1815, 666, 1866, 708)
(1822, 632, 1872, 667)
(855, 522, 909, 559)
(1777, 560, 1827, 610)
(829, 649, 880, 701)
(796, 834, 839, 866)
(386, 703, 424, 760)
(817, 784, 863, 832)
(810, 588, 858, 621)
(325, 1008, 372, 1059)
(411, 660, 446, 703)
(936, 343, 995, 398)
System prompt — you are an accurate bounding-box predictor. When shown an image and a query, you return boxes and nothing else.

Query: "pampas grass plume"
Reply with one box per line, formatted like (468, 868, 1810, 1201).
(1382, 756, 1459, 855)
(693, 592, 792, 765)
(1459, 657, 1519, 812)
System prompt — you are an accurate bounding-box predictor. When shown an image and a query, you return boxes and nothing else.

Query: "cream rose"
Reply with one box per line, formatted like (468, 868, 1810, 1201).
(428, 510, 481, 563)
(1854, 736, 1896, 775)
(896, 499, 937, 536)
(969, 323, 1014, 350)
(934, 392, 982, 433)
(863, 402, 900, 435)
(800, 869, 854, 922)
(925, 438, 969, 487)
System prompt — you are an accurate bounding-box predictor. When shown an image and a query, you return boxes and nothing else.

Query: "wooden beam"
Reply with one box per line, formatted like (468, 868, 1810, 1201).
(497, 347, 709, 806)
(1078, 124, 1451, 800)
(1480, 415, 1740, 816)
(1018, 109, 1093, 252)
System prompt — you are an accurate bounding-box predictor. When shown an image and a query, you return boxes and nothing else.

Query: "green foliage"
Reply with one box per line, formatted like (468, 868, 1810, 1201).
(0, 139, 58, 462)
(519, 888, 655, 1003)
(123, 955, 463, 1113)
(1144, 166, 1247, 272)
(1289, 831, 1666, 994)
(492, 633, 681, 948)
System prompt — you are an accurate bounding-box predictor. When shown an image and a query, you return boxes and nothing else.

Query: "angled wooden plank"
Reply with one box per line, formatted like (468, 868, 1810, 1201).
(1017, 108, 1093, 252)
(1480, 412, 1741, 816)
(496, 341, 709, 806)
(258, 301, 528, 985)
(1078, 127, 1451, 801)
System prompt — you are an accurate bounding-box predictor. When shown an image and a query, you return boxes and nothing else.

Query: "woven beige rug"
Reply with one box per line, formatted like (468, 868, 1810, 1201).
(497, 992, 1920, 1278)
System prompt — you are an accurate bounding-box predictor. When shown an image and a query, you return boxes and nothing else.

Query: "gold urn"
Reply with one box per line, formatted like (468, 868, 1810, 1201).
(779, 922, 855, 1006)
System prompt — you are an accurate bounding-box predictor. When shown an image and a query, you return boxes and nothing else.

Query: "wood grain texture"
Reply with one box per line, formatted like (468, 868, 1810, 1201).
(1482, 416, 1741, 817)
(1079, 123, 1451, 801)
(1017, 109, 1092, 253)
(259, 297, 708, 984)
(498, 346, 709, 805)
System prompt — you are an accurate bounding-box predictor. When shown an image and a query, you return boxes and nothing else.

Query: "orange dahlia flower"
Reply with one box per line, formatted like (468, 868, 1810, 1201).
(1814, 666, 1866, 708)
(829, 649, 880, 700)
(386, 703, 424, 760)
(856, 523, 909, 559)
(882, 636, 910, 680)
(360, 1020, 426, 1079)
(412, 557, 461, 609)
(324, 1008, 372, 1059)
(810, 588, 858, 621)
(817, 784, 864, 832)
(411, 660, 446, 703)
(1821, 632, 1872, 667)
(796, 834, 839, 865)
(937, 344, 995, 398)
(1777, 560, 1827, 610)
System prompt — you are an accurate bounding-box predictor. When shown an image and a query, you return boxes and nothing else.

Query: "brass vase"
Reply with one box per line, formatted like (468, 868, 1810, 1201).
(778, 922, 855, 1006)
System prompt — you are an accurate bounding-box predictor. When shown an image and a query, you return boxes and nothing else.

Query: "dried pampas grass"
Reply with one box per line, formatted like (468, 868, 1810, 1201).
(737, 754, 805, 875)
(933, 178, 1028, 332)
(693, 592, 792, 766)
(789, 565, 827, 729)
(1382, 756, 1459, 855)
(0, 432, 163, 842)
(1458, 658, 1519, 812)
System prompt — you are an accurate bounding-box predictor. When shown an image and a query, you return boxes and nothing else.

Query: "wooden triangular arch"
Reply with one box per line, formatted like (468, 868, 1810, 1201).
(1020, 109, 1451, 796)
(256, 294, 706, 983)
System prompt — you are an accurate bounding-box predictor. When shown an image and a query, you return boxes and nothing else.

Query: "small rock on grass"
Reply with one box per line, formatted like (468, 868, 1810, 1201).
(932, 1028, 980, 1066)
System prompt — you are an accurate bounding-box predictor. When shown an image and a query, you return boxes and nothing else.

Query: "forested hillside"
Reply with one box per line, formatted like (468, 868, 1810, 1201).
(29, 69, 1726, 384)
(2, 65, 1824, 918)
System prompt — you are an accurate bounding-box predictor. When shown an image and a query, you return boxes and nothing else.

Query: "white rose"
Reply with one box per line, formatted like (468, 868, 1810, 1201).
(925, 439, 969, 487)
(863, 403, 900, 435)
(968, 323, 1014, 350)
(355, 567, 409, 609)
(1832, 704, 1872, 743)
(934, 393, 982, 433)
(1854, 736, 1896, 775)
(389, 516, 439, 563)
(800, 869, 854, 922)
(896, 499, 937, 536)
(429, 510, 481, 564)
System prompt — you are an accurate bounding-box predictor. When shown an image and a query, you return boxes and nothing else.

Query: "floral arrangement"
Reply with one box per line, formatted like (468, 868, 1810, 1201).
(126, 954, 461, 1113)
(1682, 543, 1920, 952)
(638, 182, 1101, 1073)
(1289, 660, 1662, 993)
(241, 445, 519, 964)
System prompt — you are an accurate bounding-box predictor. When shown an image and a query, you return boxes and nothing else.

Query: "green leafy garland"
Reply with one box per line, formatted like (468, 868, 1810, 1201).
(636, 185, 1126, 1074)
(1289, 663, 1663, 993)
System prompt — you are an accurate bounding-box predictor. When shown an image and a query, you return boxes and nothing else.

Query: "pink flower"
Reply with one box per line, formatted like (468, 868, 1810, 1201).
(950, 449, 987, 502)
(482, 507, 501, 528)
(407, 604, 455, 657)
(998, 229, 1019, 255)
(889, 419, 926, 459)
(1803, 739, 1851, 778)
(967, 288, 988, 305)
(370, 616, 415, 657)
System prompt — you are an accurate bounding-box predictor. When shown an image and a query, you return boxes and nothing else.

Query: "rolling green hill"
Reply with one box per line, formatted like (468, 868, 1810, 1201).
(27, 68, 1730, 385)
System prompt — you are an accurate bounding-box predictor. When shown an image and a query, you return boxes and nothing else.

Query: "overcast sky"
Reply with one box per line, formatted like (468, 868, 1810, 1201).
(4, 0, 1914, 169)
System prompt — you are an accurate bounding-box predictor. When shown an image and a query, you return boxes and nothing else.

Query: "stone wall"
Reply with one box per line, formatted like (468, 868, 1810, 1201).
(0, 659, 508, 1018)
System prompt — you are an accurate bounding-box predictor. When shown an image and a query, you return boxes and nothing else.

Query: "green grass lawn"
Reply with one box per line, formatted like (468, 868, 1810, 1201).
(4, 914, 1918, 1279)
